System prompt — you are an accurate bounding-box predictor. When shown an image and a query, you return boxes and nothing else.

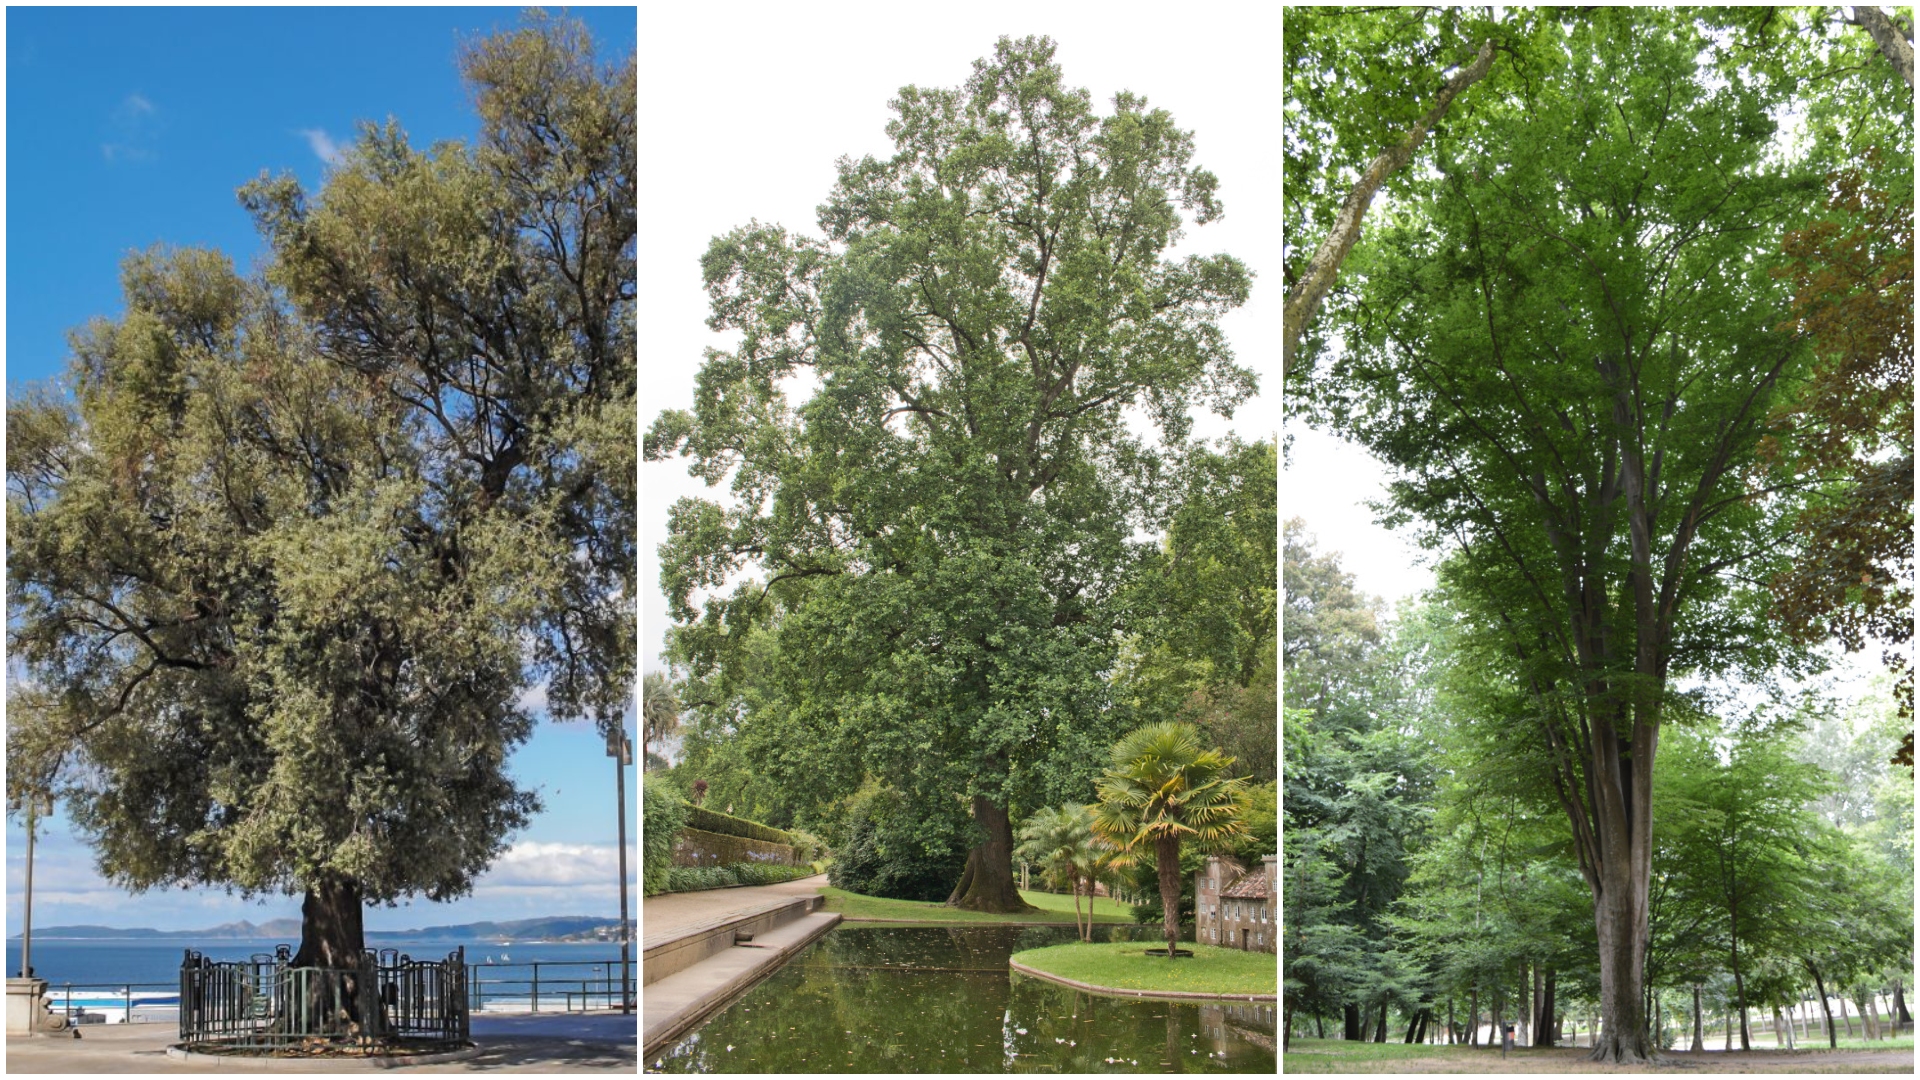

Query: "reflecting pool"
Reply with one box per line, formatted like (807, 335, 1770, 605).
(647, 923, 1277, 1073)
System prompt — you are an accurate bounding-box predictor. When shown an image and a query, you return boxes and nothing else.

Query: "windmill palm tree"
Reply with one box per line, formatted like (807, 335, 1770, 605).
(1090, 721, 1250, 959)
(641, 671, 681, 771)
(1017, 804, 1115, 941)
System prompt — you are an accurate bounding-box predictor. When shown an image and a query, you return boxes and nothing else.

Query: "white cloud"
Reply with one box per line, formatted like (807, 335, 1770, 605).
(297, 128, 344, 166)
(516, 680, 550, 715)
(477, 841, 638, 889)
(102, 92, 160, 163)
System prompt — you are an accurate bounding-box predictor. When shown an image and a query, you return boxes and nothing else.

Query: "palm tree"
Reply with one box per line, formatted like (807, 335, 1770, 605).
(1090, 721, 1250, 959)
(1017, 804, 1112, 941)
(641, 672, 681, 771)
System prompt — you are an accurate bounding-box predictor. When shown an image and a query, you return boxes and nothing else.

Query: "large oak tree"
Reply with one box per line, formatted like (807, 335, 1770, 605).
(647, 37, 1253, 912)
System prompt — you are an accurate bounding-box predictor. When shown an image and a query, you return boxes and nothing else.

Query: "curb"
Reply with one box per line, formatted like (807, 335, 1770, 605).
(165, 1042, 483, 1069)
(1008, 959, 1277, 1003)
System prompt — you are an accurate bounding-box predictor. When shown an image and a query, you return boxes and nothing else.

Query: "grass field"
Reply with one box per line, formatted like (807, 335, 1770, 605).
(1011, 940, 1277, 997)
(818, 886, 1137, 924)
(1282, 1037, 1916, 1073)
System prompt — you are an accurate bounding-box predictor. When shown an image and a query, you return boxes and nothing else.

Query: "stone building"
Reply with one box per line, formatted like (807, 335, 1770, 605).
(1195, 853, 1276, 953)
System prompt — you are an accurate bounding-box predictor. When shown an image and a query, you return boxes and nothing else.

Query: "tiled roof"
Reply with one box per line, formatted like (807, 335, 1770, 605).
(1222, 867, 1270, 899)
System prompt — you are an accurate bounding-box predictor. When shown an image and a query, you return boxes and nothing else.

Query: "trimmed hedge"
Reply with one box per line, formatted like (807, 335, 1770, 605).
(665, 861, 818, 893)
(672, 826, 796, 868)
(685, 805, 796, 846)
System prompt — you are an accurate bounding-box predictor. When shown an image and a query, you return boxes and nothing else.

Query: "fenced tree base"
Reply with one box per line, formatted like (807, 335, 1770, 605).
(177, 1037, 473, 1058)
(180, 947, 469, 1052)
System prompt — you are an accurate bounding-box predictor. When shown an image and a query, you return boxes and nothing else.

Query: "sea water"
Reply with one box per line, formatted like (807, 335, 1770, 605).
(5, 938, 632, 1021)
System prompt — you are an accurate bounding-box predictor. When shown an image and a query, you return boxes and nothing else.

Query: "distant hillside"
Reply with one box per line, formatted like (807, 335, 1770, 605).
(15, 916, 622, 942)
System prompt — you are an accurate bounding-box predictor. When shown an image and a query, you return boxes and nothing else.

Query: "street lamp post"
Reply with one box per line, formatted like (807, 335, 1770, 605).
(608, 726, 633, 1013)
(16, 790, 49, 979)
(7, 789, 52, 1034)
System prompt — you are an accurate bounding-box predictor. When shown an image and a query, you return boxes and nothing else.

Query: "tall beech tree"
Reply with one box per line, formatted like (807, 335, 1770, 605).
(1290, 11, 1858, 1061)
(647, 38, 1252, 911)
(6, 14, 635, 970)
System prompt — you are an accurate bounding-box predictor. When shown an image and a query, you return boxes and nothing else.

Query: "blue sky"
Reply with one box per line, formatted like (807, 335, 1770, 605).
(6, 6, 639, 934)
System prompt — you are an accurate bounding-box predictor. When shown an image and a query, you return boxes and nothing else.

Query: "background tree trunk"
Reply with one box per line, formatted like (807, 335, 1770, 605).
(1373, 1002, 1388, 1043)
(947, 797, 1036, 913)
(1812, 966, 1838, 1048)
(1345, 1002, 1362, 1041)
(1540, 967, 1559, 1046)
(1691, 985, 1704, 1052)
(1529, 960, 1542, 1046)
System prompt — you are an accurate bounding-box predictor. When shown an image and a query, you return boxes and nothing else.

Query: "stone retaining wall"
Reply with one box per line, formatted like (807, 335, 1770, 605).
(670, 825, 797, 867)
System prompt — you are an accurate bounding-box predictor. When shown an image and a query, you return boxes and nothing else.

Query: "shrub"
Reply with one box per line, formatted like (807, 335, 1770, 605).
(643, 774, 691, 897)
(664, 861, 816, 893)
(828, 783, 971, 902)
(785, 828, 827, 864)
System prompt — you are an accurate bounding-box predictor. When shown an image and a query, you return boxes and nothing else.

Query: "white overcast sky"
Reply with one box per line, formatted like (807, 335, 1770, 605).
(638, 2, 1285, 674)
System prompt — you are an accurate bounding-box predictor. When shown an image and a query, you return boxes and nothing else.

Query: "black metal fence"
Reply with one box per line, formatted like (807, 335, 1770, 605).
(179, 946, 468, 1049)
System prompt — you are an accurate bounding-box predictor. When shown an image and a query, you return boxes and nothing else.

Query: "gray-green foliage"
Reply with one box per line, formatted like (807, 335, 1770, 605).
(6, 13, 634, 916)
(648, 37, 1254, 890)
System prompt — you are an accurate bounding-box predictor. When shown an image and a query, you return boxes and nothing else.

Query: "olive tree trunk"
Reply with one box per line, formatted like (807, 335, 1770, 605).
(283, 877, 369, 1038)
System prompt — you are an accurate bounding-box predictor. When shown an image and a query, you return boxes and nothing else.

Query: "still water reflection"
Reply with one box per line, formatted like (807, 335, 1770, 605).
(648, 924, 1276, 1073)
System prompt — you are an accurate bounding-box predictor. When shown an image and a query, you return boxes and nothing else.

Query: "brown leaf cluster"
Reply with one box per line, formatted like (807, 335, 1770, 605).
(1766, 154, 1914, 730)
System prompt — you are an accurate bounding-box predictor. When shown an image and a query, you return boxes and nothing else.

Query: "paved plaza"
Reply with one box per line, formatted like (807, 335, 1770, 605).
(4, 1011, 636, 1073)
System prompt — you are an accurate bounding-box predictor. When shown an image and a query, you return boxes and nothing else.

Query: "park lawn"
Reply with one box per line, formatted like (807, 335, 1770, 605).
(1011, 940, 1276, 997)
(1281, 1038, 1918, 1073)
(819, 886, 1136, 924)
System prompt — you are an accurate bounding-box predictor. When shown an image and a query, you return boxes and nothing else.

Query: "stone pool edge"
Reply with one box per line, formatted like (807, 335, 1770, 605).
(643, 910, 842, 1066)
(1008, 959, 1278, 1003)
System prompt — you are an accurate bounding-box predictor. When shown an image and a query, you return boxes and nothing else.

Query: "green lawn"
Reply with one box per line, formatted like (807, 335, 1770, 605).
(818, 886, 1136, 924)
(1282, 1036, 1919, 1073)
(1010, 940, 1276, 997)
